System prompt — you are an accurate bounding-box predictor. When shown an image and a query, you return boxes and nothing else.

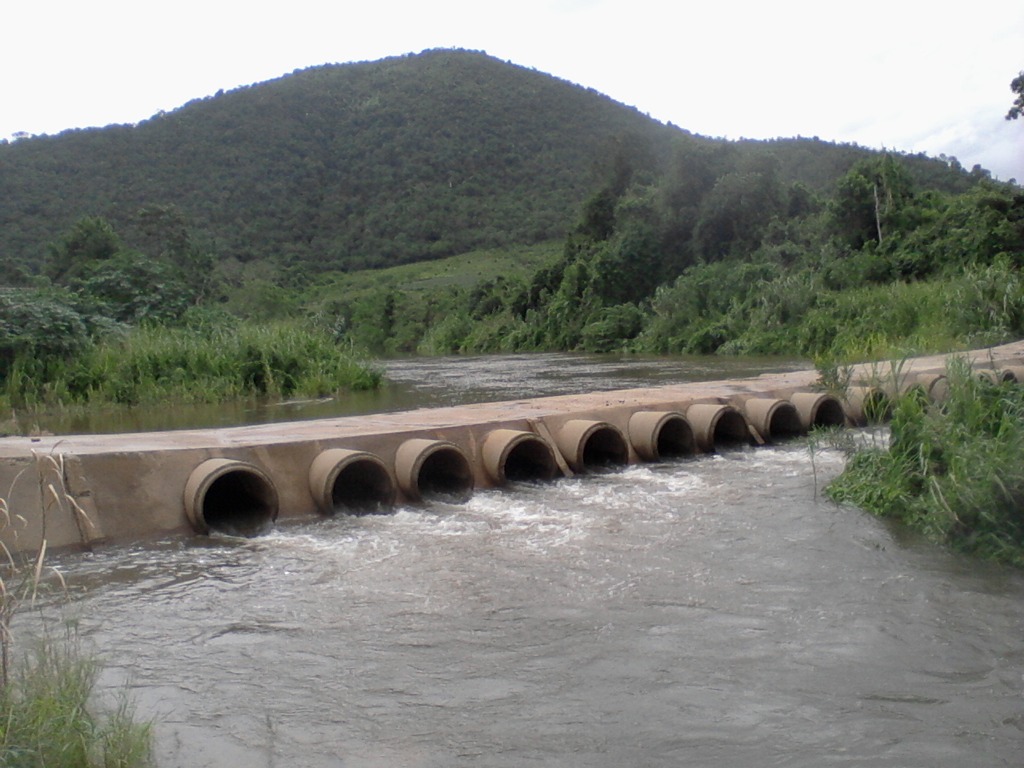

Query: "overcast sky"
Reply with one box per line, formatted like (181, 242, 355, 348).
(4, 0, 1022, 182)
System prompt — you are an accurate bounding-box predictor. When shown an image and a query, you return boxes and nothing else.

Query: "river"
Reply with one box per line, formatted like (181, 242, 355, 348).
(21, 355, 1024, 767)
(29, 352, 811, 434)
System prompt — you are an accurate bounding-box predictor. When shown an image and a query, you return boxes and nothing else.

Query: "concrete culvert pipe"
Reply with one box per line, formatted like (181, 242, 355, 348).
(554, 419, 629, 473)
(395, 438, 474, 503)
(309, 448, 396, 515)
(845, 386, 891, 426)
(1002, 365, 1024, 384)
(184, 458, 279, 537)
(741, 398, 804, 442)
(788, 392, 847, 430)
(899, 383, 931, 407)
(628, 411, 695, 462)
(925, 374, 950, 403)
(482, 429, 560, 485)
(685, 403, 753, 452)
(902, 372, 949, 404)
(976, 368, 1016, 385)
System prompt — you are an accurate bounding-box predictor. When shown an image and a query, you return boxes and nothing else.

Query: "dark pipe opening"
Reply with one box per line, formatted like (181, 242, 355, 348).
(812, 399, 847, 427)
(581, 427, 629, 470)
(418, 448, 474, 503)
(331, 460, 395, 515)
(655, 417, 696, 459)
(712, 411, 752, 450)
(202, 470, 278, 537)
(504, 439, 559, 482)
(768, 405, 803, 440)
(976, 368, 1014, 384)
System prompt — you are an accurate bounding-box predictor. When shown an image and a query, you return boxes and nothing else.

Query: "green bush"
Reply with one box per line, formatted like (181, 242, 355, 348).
(1, 629, 153, 768)
(2, 460, 153, 767)
(580, 304, 644, 352)
(827, 359, 1024, 566)
(3, 321, 381, 408)
(0, 288, 91, 376)
(416, 311, 474, 355)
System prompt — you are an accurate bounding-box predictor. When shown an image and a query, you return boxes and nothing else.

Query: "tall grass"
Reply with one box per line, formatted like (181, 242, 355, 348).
(4, 320, 382, 408)
(634, 257, 1024, 360)
(827, 358, 1024, 566)
(1, 628, 153, 768)
(2, 455, 153, 766)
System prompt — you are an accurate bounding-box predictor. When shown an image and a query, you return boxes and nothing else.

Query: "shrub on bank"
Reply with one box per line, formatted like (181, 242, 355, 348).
(827, 359, 1024, 566)
(2, 462, 153, 767)
(3, 320, 382, 408)
(0, 629, 153, 767)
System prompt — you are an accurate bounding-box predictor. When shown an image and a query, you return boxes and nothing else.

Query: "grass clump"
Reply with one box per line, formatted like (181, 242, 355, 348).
(1, 628, 153, 768)
(4, 318, 382, 409)
(827, 358, 1024, 566)
(2, 455, 153, 766)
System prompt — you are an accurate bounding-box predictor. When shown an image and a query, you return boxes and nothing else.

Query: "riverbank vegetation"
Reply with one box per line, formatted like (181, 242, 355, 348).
(2, 313, 380, 409)
(2, 459, 153, 766)
(826, 359, 1024, 566)
(0, 211, 380, 412)
(291, 150, 1020, 361)
(1, 629, 154, 767)
(351, 153, 1021, 360)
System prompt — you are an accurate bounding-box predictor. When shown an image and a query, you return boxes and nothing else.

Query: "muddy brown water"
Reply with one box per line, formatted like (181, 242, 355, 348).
(18, 355, 1024, 767)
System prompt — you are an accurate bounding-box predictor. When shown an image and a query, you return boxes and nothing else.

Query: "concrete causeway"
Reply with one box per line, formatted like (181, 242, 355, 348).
(2, 342, 1022, 554)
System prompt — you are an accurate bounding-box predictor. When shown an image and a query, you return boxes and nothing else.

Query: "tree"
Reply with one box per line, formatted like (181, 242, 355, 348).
(692, 159, 786, 260)
(829, 155, 914, 249)
(0, 287, 90, 376)
(1006, 70, 1024, 121)
(78, 250, 194, 324)
(134, 204, 219, 303)
(45, 217, 122, 285)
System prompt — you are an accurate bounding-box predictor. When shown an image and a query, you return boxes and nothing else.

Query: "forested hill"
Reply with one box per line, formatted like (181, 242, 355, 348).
(1, 49, 679, 276)
(0, 48, 974, 279)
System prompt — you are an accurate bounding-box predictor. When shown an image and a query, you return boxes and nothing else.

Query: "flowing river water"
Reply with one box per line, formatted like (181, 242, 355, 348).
(20, 355, 1024, 767)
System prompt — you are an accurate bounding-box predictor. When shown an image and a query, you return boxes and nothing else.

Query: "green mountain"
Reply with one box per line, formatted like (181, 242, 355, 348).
(0, 48, 974, 280)
(1, 49, 680, 276)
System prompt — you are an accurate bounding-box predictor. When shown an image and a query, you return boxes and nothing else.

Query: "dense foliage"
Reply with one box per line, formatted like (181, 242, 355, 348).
(0, 49, 684, 278)
(827, 360, 1024, 566)
(1, 49, 976, 283)
(2, 456, 152, 766)
(1007, 69, 1024, 121)
(2, 312, 379, 409)
(0, 209, 379, 410)
(331, 150, 1021, 360)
